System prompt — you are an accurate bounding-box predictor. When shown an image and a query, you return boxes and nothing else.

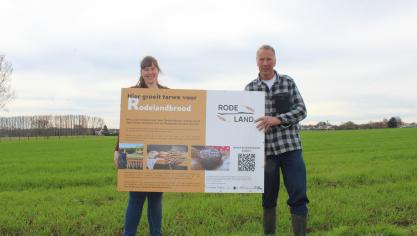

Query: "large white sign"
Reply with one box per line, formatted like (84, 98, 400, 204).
(204, 90, 265, 192)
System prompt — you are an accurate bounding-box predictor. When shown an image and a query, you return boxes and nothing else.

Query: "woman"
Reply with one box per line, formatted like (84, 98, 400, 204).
(114, 56, 167, 236)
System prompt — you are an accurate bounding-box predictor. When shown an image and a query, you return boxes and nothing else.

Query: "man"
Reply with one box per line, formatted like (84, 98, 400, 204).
(245, 45, 309, 236)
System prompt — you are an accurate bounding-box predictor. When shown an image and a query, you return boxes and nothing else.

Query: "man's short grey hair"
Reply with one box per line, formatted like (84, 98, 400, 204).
(256, 45, 276, 58)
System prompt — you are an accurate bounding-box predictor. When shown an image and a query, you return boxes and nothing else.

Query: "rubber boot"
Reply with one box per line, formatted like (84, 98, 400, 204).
(263, 207, 276, 236)
(291, 214, 307, 236)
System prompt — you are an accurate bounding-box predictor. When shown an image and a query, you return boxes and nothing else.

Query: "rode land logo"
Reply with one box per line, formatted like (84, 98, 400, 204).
(216, 104, 255, 122)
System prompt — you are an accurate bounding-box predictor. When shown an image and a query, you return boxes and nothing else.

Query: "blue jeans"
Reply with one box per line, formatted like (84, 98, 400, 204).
(262, 149, 309, 216)
(124, 192, 163, 236)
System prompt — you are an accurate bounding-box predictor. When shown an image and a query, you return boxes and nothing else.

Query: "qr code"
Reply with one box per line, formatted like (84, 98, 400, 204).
(238, 153, 256, 171)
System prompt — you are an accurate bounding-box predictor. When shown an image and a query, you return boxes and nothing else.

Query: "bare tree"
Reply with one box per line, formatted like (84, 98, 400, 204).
(0, 55, 15, 111)
(387, 116, 402, 128)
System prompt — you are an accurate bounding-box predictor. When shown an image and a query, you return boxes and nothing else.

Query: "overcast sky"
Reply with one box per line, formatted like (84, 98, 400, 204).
(2, 0, 417, 127)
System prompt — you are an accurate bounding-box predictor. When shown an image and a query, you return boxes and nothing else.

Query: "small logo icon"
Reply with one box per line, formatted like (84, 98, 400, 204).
(217, 104, 255, 123)
(128, 95, 140, 110)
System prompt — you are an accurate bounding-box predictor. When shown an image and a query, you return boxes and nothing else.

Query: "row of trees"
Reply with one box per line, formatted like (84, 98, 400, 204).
(303, 117, 415, 130)
(337, 117, 407, 130)
(0, 115, 105, 137)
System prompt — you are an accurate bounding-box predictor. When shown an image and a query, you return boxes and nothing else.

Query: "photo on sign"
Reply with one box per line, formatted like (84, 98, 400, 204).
(118, 143, 144, 170)
(191, 146, 230, 171)
(146, 145, 189, 170)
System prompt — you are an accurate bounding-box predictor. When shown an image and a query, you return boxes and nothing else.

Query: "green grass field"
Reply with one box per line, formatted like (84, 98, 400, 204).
(1, 128, 417, 235)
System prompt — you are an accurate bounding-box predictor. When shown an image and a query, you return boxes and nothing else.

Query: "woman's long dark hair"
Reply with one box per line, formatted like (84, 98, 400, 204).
(134, 56, 168, 89)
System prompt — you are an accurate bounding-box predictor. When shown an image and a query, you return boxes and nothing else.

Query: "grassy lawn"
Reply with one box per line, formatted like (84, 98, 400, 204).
(0, 129, 416, 235)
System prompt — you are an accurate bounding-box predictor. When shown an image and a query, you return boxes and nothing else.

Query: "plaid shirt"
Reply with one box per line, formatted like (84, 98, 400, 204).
(245, 71, 307, 156)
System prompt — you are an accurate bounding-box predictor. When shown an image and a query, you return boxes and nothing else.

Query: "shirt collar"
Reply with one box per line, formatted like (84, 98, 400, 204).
(256, 70, 279, 85)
